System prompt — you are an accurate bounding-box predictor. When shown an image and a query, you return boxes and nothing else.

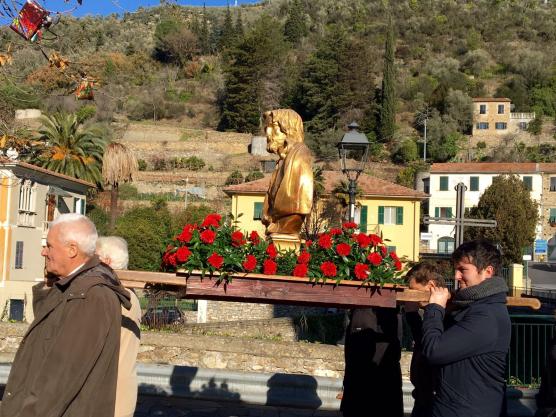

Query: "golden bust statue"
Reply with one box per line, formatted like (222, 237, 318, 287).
(262, 109, 313, 238)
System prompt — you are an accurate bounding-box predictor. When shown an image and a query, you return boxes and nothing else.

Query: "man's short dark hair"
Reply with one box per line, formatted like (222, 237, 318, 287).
(406, 262, 446, 287)
(452, 240, 502, 274)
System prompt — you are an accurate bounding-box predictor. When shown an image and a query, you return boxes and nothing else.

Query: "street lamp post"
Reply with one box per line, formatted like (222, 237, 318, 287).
(337, 122, 370, 223)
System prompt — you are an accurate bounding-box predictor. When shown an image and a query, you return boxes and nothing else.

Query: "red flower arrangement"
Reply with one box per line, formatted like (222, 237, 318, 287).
(161, 214, 405, 285)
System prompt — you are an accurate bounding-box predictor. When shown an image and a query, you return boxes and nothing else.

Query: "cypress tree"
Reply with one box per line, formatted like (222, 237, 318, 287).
(199, 4, 210, 54)
(218, 4, 235, 50)
(284, 0, 307, 45)
(379, 16, 396, 143)
(235, 9, 244, 38)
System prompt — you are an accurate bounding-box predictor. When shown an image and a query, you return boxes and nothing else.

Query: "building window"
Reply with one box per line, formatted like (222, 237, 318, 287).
(73, 198, 85, 215)
(15, 241, 23, 269)
(550, 208, 556, 224)
(17, 180, 37, 227)
(495, 122, 507, 130)
(253, 202, 263, 220)
(479, 104, 486, 114)
(439, 176, 449, 191)
(435, 207, 453, 218)
(550, 177, 556, 192)
(470, 176, 479, 191)
(523, 176, 533, 191)
(378, 206, 403, 225)
(498, 104, 504, 114)
(9, 299, 24, 322)
(476, 122, 489, 130)
(438, 237, 455, 254)
(518, 122, 528, 130)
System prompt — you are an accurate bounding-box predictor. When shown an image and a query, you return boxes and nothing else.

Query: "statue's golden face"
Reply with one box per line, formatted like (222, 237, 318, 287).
(266, 121, 287, 155)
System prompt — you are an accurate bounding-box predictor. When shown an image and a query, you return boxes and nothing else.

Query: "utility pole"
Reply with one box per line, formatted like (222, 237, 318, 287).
(184, 177, 189, 209)
(423, 116, 427, 162)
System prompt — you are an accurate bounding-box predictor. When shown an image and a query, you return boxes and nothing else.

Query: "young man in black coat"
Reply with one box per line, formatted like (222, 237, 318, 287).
(421, 240, 511, 417)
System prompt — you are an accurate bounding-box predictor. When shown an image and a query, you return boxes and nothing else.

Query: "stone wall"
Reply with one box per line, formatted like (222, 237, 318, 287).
(0, 322, 412, 379)
(205, 300, 332, 323)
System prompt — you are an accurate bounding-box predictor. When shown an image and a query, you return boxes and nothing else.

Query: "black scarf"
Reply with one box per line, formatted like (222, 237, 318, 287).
(451, 276, 508, 308)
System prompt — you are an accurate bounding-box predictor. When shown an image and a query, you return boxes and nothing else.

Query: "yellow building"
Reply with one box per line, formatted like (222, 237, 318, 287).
(0, 158, 93, 322)
(224, 170, 427, 261)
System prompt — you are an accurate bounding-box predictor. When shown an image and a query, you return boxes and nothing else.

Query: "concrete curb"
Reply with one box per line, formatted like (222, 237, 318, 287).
(0, 362, 539, 415)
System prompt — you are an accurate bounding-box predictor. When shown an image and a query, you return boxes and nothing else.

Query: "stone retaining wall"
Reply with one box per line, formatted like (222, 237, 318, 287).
(0, 322, 412, 379)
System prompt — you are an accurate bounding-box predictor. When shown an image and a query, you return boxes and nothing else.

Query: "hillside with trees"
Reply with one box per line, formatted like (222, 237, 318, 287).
(1, 0, 556, 167)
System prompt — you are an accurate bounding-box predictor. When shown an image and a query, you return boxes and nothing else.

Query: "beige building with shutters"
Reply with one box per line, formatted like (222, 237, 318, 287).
(0, 158, 93, 322)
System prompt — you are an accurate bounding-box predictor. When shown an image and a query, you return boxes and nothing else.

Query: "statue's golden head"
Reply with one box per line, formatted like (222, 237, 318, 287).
(263, 109, 304, 146)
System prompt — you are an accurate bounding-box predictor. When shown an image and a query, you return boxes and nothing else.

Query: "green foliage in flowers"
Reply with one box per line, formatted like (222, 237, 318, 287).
(161, 214, 405, 285)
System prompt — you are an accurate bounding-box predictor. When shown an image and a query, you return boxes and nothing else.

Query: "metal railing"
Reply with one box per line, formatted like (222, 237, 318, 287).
(510, 112, 536, 120)
(508, 315, 555, 386)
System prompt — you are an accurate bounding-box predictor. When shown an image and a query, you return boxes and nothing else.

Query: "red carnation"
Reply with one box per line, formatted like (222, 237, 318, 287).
(297, 251, 311, 264)
(293, 263, 308, 277)
(249, 231, 261, 245)
(242, 255, 257, 272)
(176, 246, 191, 263)
(231, 231, 246, 247)
(330, 228, 342, 236)
(380, 246, 388, 256)
(390, 251, 399, 261)
(200, 229, 216, 244)
(202, 213, 222, 228)
(207, 252, 224, 269)
(342, 222, 358, 229)
(318, 234, 333, 249)
(167, 253, 177, 267)
(305, 240, 313, 247)
(356, 233, 371, 248)
(369, 234, 383, 246)
(336, 243, 351, 257)
(176, 224, 195, 243)
(320, 261, 337, 277)
(354, 263, 369, 280)
(395, 260, 402, 271)
(367, 252, 382, 266)
(266, 243, 278, 258)
(263, 259, 277, 275)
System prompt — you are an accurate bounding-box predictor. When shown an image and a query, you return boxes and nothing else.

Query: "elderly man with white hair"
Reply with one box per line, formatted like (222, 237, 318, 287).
(96, 236, 141, 417)
(0, 214, 131, 417)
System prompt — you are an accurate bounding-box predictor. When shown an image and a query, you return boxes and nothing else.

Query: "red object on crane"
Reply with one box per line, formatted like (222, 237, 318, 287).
(9, 1, 49, 41)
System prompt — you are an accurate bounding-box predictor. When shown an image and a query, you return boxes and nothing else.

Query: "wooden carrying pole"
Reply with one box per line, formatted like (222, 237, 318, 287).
(116, 270, 541, 310)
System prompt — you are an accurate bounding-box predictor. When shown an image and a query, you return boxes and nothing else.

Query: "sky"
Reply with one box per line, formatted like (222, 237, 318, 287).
(36, 0, 261, 17)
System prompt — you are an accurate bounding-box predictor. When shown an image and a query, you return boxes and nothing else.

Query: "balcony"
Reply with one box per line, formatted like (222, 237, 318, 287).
(510, 112, 536, 120)
(17, 211, 36, 228)
(42, 221, 51, 238)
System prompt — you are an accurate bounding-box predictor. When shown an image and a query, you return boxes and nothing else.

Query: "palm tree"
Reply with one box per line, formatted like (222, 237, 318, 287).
(102, 142, 138, 232)
(34, 113, 107, 184)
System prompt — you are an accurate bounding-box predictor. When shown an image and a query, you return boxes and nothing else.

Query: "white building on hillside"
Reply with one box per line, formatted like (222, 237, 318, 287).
(426, 163, 544, 253)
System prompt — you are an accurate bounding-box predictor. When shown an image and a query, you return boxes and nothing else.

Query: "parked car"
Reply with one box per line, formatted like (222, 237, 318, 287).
(141, 306, 184, 327)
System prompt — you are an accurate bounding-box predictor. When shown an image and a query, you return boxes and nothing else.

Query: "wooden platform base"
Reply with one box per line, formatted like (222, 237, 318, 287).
(116, 270, 541, 310)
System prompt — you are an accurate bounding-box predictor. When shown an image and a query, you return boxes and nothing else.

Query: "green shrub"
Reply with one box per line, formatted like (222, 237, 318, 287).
(476, 141, 487, 150)
(245, 170, 264, 182)
(137, 159, 148, 171)
(119, 183, 139, 199)
(183, 156, 205, 171)
(151, 156, 168, 171)
(225, 170, 244, 185)
(76, 105, 97, 122)
(86, 206, 109, 236)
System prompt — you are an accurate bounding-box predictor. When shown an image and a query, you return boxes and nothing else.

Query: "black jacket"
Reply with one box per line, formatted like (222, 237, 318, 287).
(422, 292, 511, 417)
(341, 308, 403, 417)
(406, 311, 436, 417)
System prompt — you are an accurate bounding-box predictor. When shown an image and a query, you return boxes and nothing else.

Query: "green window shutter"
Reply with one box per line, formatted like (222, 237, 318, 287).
(470, 176, 479, 191)
(253, 202, 263, 220)
(447, 207, 453, 218)
(523, 176, 533, 191)
(378, 206, 384, 225)
(360, 206, 368, 233)
(435, 207, 439, 217)
(550, 208, 556, 222)
(396, 207, 403, 225)
(440, 176, 449, 191)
